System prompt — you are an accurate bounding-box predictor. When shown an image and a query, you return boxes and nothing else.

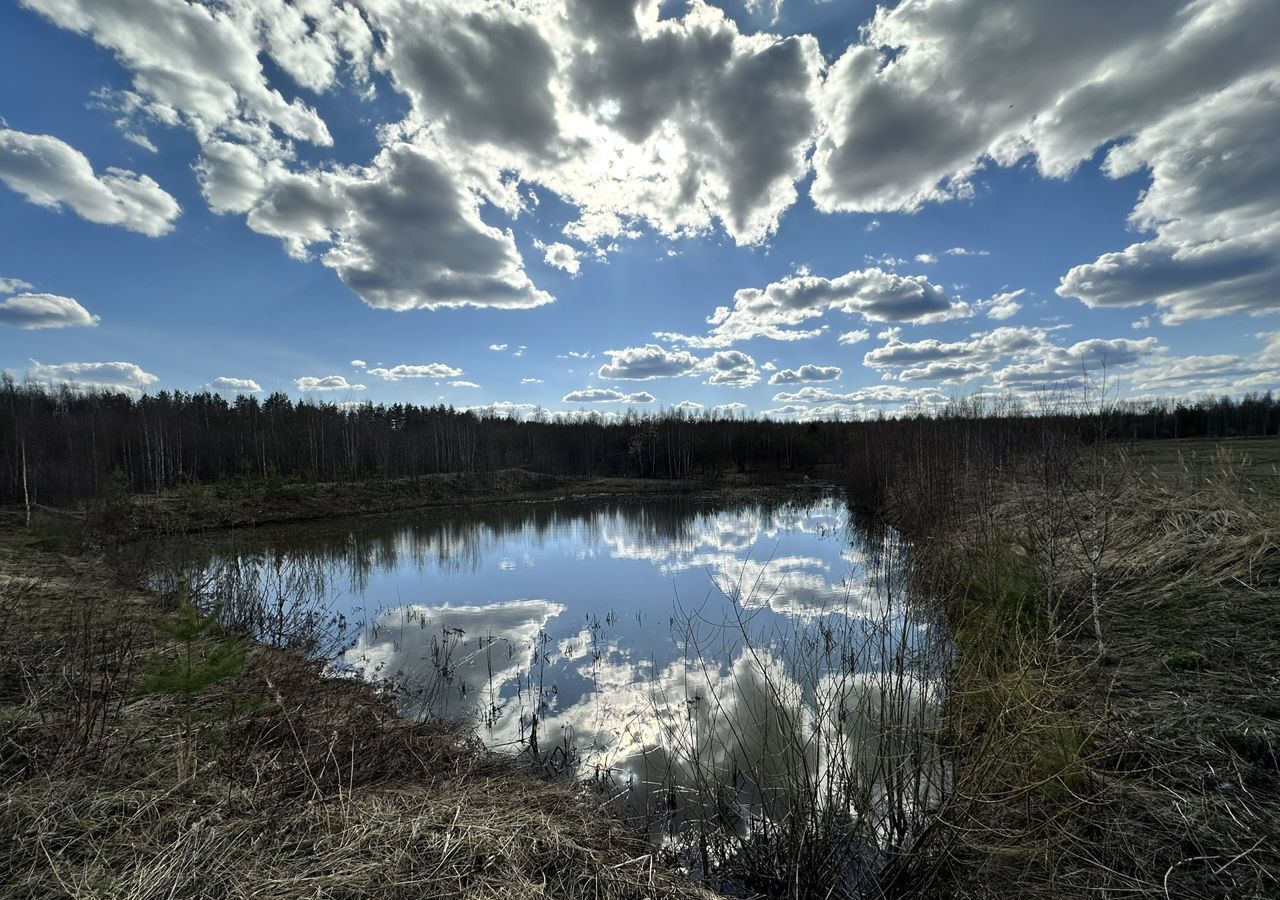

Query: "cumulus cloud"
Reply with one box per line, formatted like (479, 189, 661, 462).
(489, 344, 508, 352)
(211, 376, 262, 393)
(29, 360, 158, 393)
(21, 0, 337, 145)
(838, 329, 870, 345)
(0, 128, 179, 235)
(247, 142, 554, 311)
(539, 241, 582, 275)
(672, 400, 704, 411)
(598, 344, 701, 380)
(366, 363, 463, 381)
(24, 0, 1279, 334)
(863, 325, 1055, 384)
(448, 380, 481, 388)
(992, 337, 1163, 389)
(977, 289, 1025, 321)
(549, 0, 823, 245)
(703, 350, 759, 387)
(563, 388, 655, 403)
(772, 385, 945, 405)
(295, 374, 366, 392)
(20, 0, 833, 317)
(350, 359, 367, 367)
(1058, 73, 1280, 323)
(808, 0, 1280, 323)
(468, 400, 540, 418)
(1125, 334, 1280, 395)
(0, 293, 99, 329)
(658, 268, 969, 348)
(768, 364, 841, 385)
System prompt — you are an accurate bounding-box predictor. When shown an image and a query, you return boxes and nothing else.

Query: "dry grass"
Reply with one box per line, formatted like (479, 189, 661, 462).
(899, 445, 1280, 899)
(0, 522, 715, 900)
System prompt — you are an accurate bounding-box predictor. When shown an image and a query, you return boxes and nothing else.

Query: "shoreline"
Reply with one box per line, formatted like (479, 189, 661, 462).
(53, 467, 838, 540)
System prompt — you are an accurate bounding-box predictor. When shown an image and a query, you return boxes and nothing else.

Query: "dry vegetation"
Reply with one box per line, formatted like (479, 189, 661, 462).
(883, 437, 1280, 899)
(0, 520, 716, 900)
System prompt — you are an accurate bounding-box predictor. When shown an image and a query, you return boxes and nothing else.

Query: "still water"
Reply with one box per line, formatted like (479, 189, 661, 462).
(150, 489, 942, 868)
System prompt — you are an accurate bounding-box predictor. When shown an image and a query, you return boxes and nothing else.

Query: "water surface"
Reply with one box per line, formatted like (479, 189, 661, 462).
(150, 490, 942, 857)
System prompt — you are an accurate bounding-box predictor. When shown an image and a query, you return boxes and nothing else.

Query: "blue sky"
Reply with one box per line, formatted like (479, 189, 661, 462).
(2, 0, 1277, 418)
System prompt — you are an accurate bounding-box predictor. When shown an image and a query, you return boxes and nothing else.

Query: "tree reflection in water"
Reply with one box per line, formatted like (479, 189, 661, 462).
(148, 493, 945, 891)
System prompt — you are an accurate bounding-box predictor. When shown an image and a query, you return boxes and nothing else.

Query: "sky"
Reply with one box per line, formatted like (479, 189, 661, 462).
(1, 0, 1278, 419)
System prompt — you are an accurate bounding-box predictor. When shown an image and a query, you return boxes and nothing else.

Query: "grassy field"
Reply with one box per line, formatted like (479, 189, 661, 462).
(1129, 436, 1280, 491)
(900, 437, 1280, 899)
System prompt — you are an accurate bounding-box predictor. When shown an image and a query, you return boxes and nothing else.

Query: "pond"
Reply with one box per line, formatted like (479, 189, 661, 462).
(146, 487, 945, 888)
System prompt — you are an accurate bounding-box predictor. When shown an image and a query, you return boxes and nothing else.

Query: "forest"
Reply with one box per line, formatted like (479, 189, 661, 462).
(4, 374, 1279, 506)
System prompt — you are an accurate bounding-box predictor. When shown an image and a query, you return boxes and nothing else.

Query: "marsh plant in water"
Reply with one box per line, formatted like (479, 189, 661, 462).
(147, 495, 946, 894)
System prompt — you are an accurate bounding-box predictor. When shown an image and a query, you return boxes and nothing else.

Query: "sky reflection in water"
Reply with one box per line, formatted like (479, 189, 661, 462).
(160, 493, 935, 805)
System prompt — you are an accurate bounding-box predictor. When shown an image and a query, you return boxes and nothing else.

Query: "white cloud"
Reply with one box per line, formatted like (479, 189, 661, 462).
(539, 241, 582, 275)
(1128, 333, 1280, 395)
(768, 364, 842, 385)
(350, 359, 367, 367)
(448, 380, 481, 388)
(562, 388, 655, 403)
(713, 401, 748, 415)
(977, 289, 1025, 321)
(863, 325, 1052, 383)
(772, 385, 945, 405)
(992, 337, 1163, 389)
(521, 377, 544, 384)
(0, 127, 179, 235)
(0, 293, 99, 329)
(1058, 72, 1280, 323)
(29, 359, 158, 393)
(914, 253, 936, 264)
(247, 142, 554, 311)
(295, 374, 366, 392)
(489, 344, 508, 352)
(211, 376, 262, 393)
(658, 268, 969, 348)
(598, 344, 700, 380)
(944, 247, 988, 257)
(22, 0, 832, 317)
(467, 400, 540, 418)
(838, 329, 870, 345)
(704, 350, 759, 387)
(0, 277, 34, 293)
(21, 0, 336, 145)
(807, 0, 1280, 323)
(672, 400, 704, 411)
(366, 363, 463, 381)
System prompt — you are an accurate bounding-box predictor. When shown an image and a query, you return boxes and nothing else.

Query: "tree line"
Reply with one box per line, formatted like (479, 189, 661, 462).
(3, 375, 1277, 507)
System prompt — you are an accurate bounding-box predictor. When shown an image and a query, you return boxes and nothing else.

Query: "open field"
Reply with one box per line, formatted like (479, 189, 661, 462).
(1129, 437, 1280, 492)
